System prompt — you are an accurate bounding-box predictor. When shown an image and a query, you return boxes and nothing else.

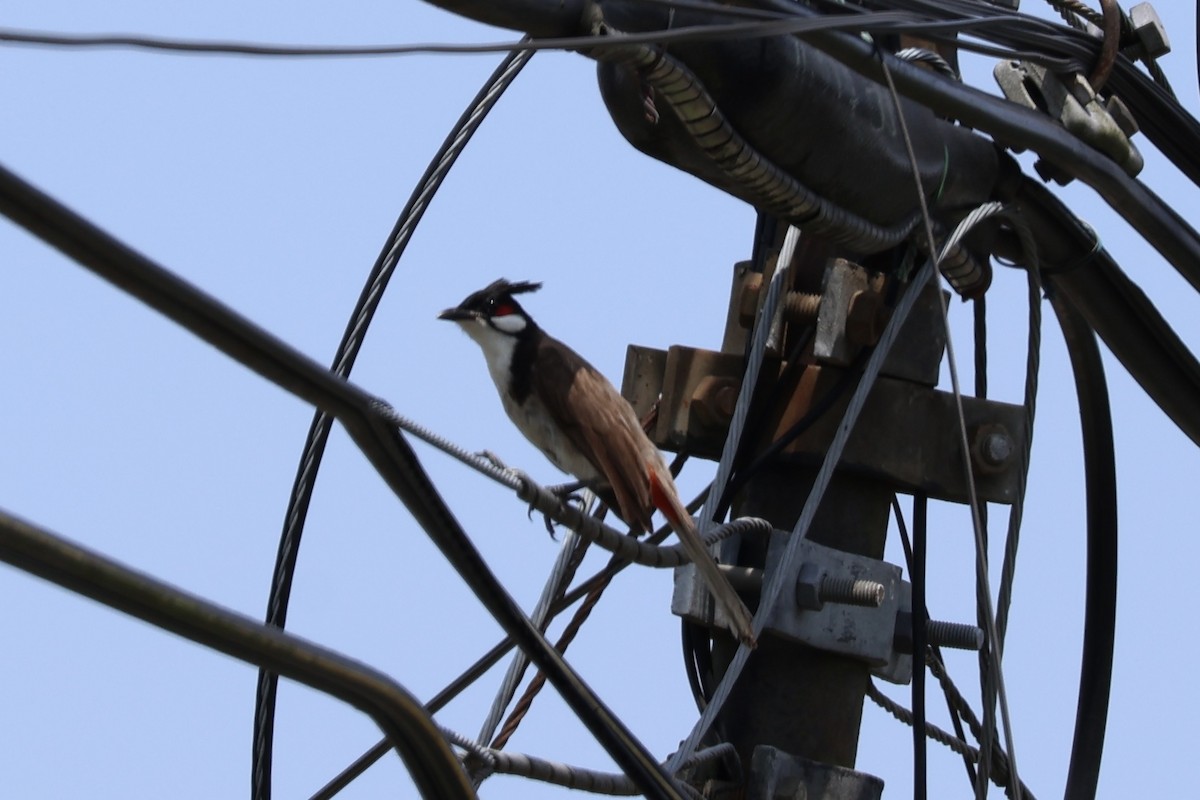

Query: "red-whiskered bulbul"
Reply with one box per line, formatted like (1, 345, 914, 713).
(439, 278, 756, 647)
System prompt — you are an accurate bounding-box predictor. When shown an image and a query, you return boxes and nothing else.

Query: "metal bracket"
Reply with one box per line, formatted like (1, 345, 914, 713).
(624, 348, 1026, 505)
(747, 746, 884, 800)
(673, 534, 903, 668)
(673, 530, 983, 685)
(993, 59, 1143, 180)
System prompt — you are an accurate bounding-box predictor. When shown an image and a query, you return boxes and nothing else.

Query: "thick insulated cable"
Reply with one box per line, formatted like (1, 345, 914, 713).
(1045, 287, 1118, 800)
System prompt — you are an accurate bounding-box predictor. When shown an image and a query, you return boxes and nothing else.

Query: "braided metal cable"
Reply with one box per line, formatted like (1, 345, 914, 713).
(370, 405, 775, 564)
(698, 224, 799, 529)
(895, 46, 959, 80)
(251, 46, 533, 800)
(487, 484, 714, 754)
(995, 224, 1043, 646)
(1043, 0, 1106, 29)
(867, 681, 979, 762)
(456, 742, 736, 798)
(474, 528, 588, 758)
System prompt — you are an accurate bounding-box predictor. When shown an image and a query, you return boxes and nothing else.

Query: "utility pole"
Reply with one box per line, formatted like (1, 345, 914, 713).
(624, 240, 1026, 798)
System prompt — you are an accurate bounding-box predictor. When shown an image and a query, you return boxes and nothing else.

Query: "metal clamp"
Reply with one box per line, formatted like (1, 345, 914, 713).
(672, 530, 984, 685)
(993, 59, 1143, 179)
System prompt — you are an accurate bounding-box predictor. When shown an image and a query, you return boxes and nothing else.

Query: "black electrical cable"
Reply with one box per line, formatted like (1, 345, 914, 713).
(892, 496, 978, 788)
(0, 511, 476, 800)
(1045, 286, 1118, 800)
(251, 46, 533, 800)
(0, 162, 687, 800)
(681, 621, 712, 712)
(743, 0, 1200, 295)
(911, 494, 928, 800)
(1007, 178, 1200, 447)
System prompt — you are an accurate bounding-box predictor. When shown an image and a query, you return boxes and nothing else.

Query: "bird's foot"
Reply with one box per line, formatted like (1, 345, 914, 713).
(476, 449, 510, 471)
(523, 479, 591, 539)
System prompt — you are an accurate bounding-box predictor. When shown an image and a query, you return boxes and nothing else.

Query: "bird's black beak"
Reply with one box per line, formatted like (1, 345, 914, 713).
(438, 307, 474, 322)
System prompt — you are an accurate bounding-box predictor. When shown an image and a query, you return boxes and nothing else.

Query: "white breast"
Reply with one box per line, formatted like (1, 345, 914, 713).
(459, 319, 599, 481)
(499, 389, 600, 481)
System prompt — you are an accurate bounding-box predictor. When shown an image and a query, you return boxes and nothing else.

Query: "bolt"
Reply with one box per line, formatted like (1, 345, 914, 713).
(796, 562, 885, 610)
(981, 432, 1013, 465)
(784, 291, 822, 324)
(1130, 3, 1170, 60)
(926, 619, 985, 651)
(819, 575, 885, 608)
(972, 424, 1014, 474)
(737, 272, 764, 328)
(690, 376, 740, 427)
(894, 613, 984, 653)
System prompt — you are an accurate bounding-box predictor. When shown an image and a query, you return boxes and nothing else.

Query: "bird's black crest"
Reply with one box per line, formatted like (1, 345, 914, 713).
(485, 278, 542, 298)
(455, 278, 542, 312)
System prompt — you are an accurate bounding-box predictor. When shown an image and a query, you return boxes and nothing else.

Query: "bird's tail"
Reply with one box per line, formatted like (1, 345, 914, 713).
(648, 463, 757, 648)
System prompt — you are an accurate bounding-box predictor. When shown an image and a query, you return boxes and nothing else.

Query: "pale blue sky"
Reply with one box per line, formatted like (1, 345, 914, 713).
(2, 2, 1198, 798)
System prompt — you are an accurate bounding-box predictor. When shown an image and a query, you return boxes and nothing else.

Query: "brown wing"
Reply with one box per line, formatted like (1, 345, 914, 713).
(532, 334, 656, 533)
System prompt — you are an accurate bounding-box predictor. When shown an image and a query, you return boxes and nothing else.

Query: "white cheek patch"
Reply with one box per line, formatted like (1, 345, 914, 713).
(490, 314, 527, 334)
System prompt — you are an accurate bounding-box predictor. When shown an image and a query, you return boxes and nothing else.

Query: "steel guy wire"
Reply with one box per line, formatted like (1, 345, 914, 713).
(484, 482, 716, 757)
(698, 224, 798, 530)
(879, 48, 1024, 797)
(475, 527, 585, 760)
(995, 229, 1043, 647)
(931, 220, 1024, 800)
(893, 478, 1027, 797)
(376, 400, 773, 564)
(451, 743, 736, 798)
(252, 45, 533, 800)
(668, 255, 940, 775)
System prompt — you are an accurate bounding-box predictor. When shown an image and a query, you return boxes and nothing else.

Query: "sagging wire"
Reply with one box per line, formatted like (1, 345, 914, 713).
(0, 12, 1054, 60)
(971, 283, 995, 796)
(251, 44, 534, 800)
(878, 50, 1025, 799)
(1047, 287, 1118, 800)
(447, 738, 737, 798)
(966, 211, 1041, 799)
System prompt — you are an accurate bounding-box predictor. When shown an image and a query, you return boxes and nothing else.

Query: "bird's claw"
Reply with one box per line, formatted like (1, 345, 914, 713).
(476, 449, 510, 471)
